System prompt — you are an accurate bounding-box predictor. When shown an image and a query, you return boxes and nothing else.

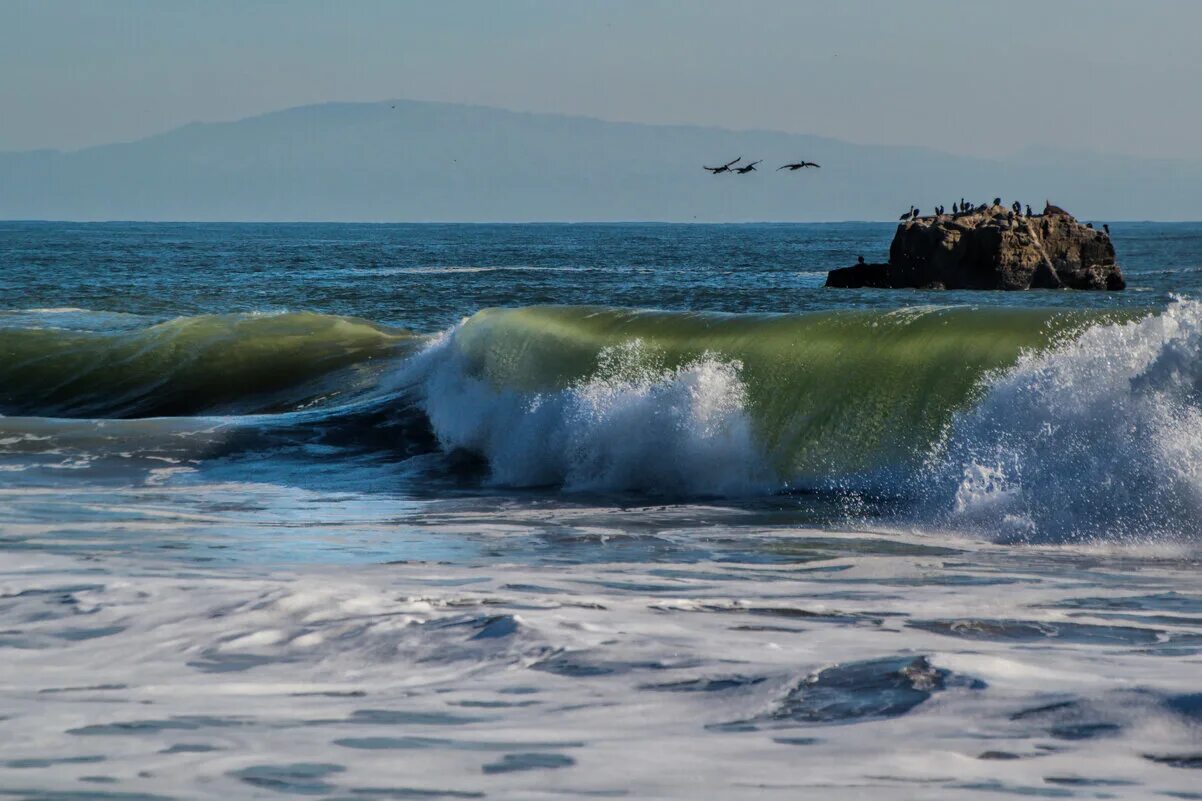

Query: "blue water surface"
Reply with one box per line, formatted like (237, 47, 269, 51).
(4, 221, 1198, 330)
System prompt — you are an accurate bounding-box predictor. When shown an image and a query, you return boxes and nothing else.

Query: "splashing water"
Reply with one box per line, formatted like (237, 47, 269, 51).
(414, 334, 768, 495)
(933, 298, 1202, 542)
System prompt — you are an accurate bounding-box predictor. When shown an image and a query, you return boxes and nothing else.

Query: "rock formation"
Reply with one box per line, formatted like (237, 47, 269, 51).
(826, 204, 1124, 290)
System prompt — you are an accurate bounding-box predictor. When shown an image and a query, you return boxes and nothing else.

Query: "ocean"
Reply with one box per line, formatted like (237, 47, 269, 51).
(3, 220, 1202, 799)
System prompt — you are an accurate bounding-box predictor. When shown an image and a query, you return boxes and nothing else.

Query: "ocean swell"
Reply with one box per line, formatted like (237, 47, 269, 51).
(9, 301, 1202, 543)
(403, 302, 1202, 542)
(400, 305, 1107, 501)
(0, 310, 415, 417)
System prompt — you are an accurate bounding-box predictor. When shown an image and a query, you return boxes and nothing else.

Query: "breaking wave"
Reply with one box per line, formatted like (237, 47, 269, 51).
(411, 334, 768, 495)
(933, 298, 1202, 542)
(11, 301, 1202, 542)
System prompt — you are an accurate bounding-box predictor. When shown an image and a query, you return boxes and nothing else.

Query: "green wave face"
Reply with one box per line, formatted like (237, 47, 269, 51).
(451, 305, 1135, 483)
(0, 311, 416, 418)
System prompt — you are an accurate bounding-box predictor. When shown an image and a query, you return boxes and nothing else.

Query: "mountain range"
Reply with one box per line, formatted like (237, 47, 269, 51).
(3, 99, 1201, 221)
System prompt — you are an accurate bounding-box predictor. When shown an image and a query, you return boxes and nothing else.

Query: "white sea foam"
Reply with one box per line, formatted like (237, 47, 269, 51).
(932, 298, 1202, 542)
(3, 535, 1202, 800)
(402, 301, 1202, 536)
(410, 333, 771, 496)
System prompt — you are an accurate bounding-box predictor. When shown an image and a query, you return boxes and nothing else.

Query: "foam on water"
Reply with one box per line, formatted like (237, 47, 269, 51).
(390, 301, 1202, 545)
(410, 332, 769, 495)
(7, 222, 1202, 799)
(7, 300, 1202, 544)
(393, 304, 1101, 500)
(934, 298, 1202, 543)
(3, 529, 1202, 800)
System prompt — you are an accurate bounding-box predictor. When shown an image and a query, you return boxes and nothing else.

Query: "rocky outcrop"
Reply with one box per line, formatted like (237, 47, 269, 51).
(826, 204, 1124, 290)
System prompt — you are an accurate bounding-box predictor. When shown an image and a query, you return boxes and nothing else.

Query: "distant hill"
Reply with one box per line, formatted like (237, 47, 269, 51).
(3, 99, 1201, 221)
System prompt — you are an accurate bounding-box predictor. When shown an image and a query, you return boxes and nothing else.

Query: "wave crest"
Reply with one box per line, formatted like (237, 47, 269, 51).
(0, 311, 414, 418)
(933, 299, 1202, 542)
(413, 334, 769, 496)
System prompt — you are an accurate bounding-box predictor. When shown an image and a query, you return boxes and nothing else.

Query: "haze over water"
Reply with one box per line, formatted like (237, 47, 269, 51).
(3, 221, 1202, 799)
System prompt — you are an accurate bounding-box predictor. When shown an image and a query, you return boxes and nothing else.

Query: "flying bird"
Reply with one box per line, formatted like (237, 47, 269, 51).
(703, 157, 742, 174)
(732, 160, 762, 174)
(777, 161, 821, 171)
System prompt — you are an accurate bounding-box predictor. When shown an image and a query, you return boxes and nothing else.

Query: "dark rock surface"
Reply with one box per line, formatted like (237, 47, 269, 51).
(827, 204, 1124, 290)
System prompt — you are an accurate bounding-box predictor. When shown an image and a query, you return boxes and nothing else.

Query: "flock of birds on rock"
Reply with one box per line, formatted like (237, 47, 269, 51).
(898, 198, 1038, 221)
(703, 156, 820, 174)
(899, 199, 1110, 236)
(903, 199, 1033, 221)
(896, 197, 1108, 232)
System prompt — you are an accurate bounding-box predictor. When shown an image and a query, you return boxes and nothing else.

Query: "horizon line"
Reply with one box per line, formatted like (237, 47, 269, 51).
(2, 218, 1195, 226)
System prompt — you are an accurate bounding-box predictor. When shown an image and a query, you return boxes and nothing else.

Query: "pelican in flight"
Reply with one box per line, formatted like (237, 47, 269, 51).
(732, 160, 762, 174)
(703, 157, 742, 174)
(778, 161, 821, 171)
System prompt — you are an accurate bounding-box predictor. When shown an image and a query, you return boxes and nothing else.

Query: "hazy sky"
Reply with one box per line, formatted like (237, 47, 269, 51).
(4, 0, 1201, 159)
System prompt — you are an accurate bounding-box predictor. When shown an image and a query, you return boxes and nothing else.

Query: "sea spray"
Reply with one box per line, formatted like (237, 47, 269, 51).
(12, 301, 1191, 537)
(414, 333, 768, 495)
(930, 298, 1202, 542)
(410, 304, 1113, 496)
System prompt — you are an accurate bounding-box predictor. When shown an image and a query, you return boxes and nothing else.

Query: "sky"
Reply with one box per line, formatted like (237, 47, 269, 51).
(3, 0, 1201, 160)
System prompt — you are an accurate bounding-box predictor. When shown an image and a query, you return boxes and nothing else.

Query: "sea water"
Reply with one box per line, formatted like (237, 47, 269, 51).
(2, 221, 1202, 799)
